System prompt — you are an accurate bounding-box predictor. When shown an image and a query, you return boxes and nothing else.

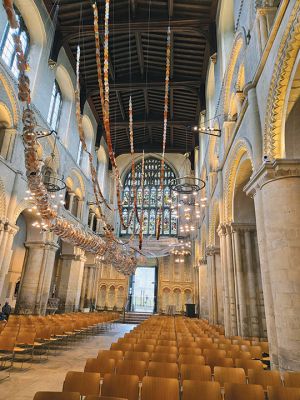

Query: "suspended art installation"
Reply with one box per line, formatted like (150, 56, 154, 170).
(93, 1, 131, 231)
(3, 5, 137, 276)
(156, 26, 171, 240)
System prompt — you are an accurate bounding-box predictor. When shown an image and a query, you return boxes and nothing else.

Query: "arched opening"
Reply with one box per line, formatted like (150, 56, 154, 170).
(108, 286, 116, 309)
(232, 157, 266, 338)
(0, 102, 14, 160)
(284, 61, 300, 158)
(173, 288, 182, 313)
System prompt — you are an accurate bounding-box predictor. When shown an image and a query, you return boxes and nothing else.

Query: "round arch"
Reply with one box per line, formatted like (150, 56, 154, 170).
(264, 3, 300, 160)
(223, 138, 254, 222)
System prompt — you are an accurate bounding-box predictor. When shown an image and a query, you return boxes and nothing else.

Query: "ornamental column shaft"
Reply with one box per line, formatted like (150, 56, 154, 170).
(225, 225, 238, 336)
(246, 160, 300, 370)
(244, 229, 260, 337)
(218, 225, 231, 335)
(232, 226, 248, 337)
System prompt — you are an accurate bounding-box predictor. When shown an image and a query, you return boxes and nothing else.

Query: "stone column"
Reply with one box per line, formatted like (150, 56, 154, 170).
(15, 239, 58, 314)
(57, 246, 86, 312)
(245, 85, 262, 170)
(245, 160, 300, 370)
(218, 225, 231, 334)
(231, 224, 248, 337)
(225, 224, 238, 336)
(206, 246, 219, 325)
(68, 192, 75, 212)
(80, 266, 89, 309)
(0, 224, 19, 299)
(0, 128, 17, 161)
(244, 229, 260, 337)
(89, 212, 95, 230)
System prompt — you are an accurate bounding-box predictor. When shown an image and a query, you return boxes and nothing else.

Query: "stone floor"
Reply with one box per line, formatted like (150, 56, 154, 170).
(0, 323, 134, 400)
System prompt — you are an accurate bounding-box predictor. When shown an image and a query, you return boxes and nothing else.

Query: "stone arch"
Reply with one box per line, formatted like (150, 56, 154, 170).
(222, 29, 247, 117)
(55, 64, 75, 102)
(264, 3, 300, 160)
(12, 199, 34, 225)
(0, 71, 20, 126)
(223, 138, 254, 222)
(70, 169, 86, 198)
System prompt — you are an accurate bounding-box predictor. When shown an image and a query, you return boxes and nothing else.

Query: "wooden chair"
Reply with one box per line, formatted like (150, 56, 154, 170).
(148, 361, 179, 379)
(63, 371, 100, 397)
(284, 372, 300, 388)
(124, 351, 150, 364)
(214, 367, 246, 387)
(101, 373, 139, 400)
(224, 383, 265, 400)
(182, 380, 221, 400)
(85, 397, 127, 400)
(154, 345, 177, 354)
(157, 340, 177, 346)
(111, 343, 133, 352)
(203, 349, 226, 360)
(33, 392, 80, 400)
(249, 346, 262, 359)
(178, 354, 205, 366)
(116, 359, 147, 381)
(235, 359, 264, 375)
(180, 364, 212, 382)
(195, 338, 213, 346)
(97, 350, 123, 362)
(141, 376, 179, 400)
(84, 358, 115, 375)
(248, 369, 282, 390)
(151, 353, 177, 363)
(179, 347, 202, 355)
(137, 339, 157, 346)
(118, 338, 137, 345)
(268, 386, 300, 400)
(133, 344, 155, 354)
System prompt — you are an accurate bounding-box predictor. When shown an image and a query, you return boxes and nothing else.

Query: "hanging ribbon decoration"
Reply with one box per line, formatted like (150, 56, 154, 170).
(92, 1, 132, 231)
(156, 26, 171, 240)
(3, 4, 137, 275)
(75, 46, 112, 229)
(139, 151, 145, 250)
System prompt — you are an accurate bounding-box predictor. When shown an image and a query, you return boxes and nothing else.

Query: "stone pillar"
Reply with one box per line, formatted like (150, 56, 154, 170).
(77, 199, 84, 220)
(68, 192, 75, 212)
(231, 224, 248, 337)
(89, 212, 95, 230)
(57, 245, 86, 312)
(15, 239, 58, 314)
(206, 246, 219, 325)
(0, 224, 19, 299)
(80, 266, 89, 309)
(218, 225, 231, 335)
(245, 86, 262, 170)
(244, 229, 260, 337)
(225, 224, 238, 336)
(245, 160, 300, 370)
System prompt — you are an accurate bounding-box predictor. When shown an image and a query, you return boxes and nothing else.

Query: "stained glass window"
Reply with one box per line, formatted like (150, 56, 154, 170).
(121, 157, 177, 236)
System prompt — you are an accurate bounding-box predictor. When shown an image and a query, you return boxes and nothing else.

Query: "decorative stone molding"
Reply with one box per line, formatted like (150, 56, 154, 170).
(0, 67, 20, 126)
(245, 159, 300, 196)
(208, 200, 219, 246)
(199, 257, 207, 265)
(223, 138, 254, 222)
(205, 245, 220, 256)
(222, 29, 248, 118)
(264, 1, 300, 160)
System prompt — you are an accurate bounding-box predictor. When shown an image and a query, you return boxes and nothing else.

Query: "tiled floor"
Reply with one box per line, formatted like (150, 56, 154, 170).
(0, 323, 134, 400)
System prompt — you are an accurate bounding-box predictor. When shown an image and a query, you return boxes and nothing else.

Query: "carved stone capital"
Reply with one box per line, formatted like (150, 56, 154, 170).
(230, 222, 256, 233)
(199, 257, 207, 265)
(217, 223, 227, 237)
(206, 245, 220, 256)
(245, 159, 300, 197)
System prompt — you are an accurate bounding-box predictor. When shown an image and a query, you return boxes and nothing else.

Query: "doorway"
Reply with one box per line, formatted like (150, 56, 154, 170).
(128, 267, 158, 313)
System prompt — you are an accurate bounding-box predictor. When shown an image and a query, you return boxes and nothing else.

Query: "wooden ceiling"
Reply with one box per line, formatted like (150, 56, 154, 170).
(43, 0, 218, 156)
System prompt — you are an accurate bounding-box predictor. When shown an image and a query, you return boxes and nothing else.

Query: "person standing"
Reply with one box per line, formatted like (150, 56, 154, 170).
(2, 302, 12, 320)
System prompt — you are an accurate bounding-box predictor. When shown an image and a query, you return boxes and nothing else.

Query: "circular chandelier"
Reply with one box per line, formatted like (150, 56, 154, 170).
(170, 175, 205, 194)
(43, 175, 66, 193)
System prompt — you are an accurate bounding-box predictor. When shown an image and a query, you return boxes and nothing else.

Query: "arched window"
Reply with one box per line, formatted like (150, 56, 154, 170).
(0, 8, 30, 78)
(47, 81, 62, 130)
(120, 157, 177, 236)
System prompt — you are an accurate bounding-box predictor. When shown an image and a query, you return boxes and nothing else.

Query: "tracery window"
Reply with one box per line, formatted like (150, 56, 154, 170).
(47, 81, 62, 130)
(0, 9, 30, 78)
(120, 157, 177, 236)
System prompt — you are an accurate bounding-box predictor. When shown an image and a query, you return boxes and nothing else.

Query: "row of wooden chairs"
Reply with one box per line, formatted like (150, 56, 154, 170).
(0, 312, 119, 374)
(34, 372, 300, 400)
